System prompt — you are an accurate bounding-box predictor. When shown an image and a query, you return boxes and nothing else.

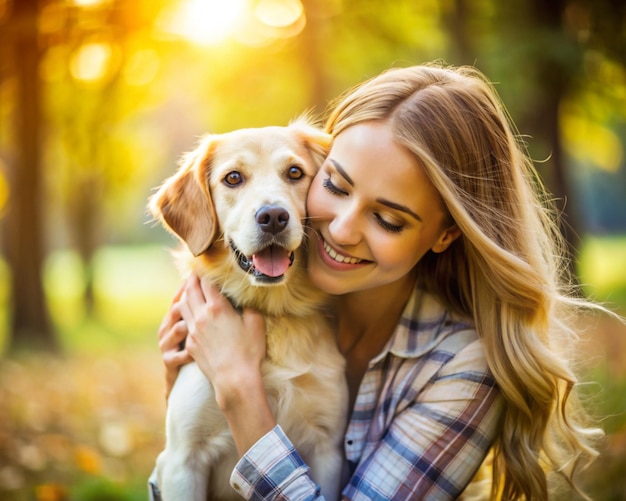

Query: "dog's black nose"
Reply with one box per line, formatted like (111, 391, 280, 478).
(256, 205, 290, 234)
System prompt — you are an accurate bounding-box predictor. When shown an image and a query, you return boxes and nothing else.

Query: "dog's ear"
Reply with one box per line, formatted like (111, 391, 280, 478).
(149, 136, 219, 256)
(289, 119, 331, 167)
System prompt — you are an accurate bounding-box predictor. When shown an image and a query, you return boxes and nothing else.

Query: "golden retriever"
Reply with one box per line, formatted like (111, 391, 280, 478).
(149, 121, 347, 501)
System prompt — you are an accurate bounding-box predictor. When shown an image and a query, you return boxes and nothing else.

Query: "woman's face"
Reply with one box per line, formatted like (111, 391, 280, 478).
(306, 121, 459, 296)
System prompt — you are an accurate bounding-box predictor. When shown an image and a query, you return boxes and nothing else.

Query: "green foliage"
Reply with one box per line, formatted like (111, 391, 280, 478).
(578, 235, 626, 306)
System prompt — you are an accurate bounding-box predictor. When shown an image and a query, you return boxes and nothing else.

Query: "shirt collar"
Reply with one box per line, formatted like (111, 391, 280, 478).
(370, 286, 474, 364)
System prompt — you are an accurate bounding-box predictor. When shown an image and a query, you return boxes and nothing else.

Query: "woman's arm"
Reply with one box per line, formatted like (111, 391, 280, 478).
(178, 274, 277, 456)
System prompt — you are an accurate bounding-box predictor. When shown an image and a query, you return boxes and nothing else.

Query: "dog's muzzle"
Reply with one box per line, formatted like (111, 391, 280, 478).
(230, 240, 295, 284)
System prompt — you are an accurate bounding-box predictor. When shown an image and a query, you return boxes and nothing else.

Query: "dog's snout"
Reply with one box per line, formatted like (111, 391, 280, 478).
(256, 205, 290, 234)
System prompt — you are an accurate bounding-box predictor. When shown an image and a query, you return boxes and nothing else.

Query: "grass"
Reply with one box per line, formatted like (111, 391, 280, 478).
(0, 237, 625, 500)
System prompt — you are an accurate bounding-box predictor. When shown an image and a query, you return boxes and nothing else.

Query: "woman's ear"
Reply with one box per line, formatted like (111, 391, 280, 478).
(431, 224, 461, 253)
(149, 136, 219, 256)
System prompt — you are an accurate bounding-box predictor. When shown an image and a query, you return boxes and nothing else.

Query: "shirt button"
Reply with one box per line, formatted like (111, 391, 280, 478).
(233, 483, 241, 491)
(346, 439, 353, 445)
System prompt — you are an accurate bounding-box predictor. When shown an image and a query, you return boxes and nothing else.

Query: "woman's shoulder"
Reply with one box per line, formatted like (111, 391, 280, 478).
(385, 289, 494, 384)
(389, 287, 478, 356)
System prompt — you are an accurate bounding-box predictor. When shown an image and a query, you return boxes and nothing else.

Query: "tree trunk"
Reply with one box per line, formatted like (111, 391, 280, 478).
(446, 0, 473, 65)
(538, 64, 582, 274)
(72, 174, 100, 314)
(5, 0, 56, 352)
(529, 0, 582, 279)
(300, 0, 331, 115)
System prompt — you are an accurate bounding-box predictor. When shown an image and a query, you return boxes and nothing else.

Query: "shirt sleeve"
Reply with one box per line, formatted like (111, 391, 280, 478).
(230, 425, 324, 500)
(231, 339, 504, 501)
(344, 339, 504, 501)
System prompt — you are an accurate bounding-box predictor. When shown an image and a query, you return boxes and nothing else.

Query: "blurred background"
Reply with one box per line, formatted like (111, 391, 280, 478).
(0, 0, 625, 499)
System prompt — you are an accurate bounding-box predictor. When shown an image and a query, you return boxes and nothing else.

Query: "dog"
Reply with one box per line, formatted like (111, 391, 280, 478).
(149, 121, 348, 501)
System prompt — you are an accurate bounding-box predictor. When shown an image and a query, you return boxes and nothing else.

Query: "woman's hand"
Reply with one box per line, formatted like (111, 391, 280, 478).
(177, 274, 276, 456)
(158, 282, 193, 400)
(178, 274, 267, 411)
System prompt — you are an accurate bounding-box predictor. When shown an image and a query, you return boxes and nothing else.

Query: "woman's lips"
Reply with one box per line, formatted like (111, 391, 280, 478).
(316, 232, 368, 269)
(322, 239, 362, 264)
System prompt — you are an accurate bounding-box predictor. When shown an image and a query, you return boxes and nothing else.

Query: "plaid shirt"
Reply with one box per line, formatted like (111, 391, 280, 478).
(229, 287, 504, 500)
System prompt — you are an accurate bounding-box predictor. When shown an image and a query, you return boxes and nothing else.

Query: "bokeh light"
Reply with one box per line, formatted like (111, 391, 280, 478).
(69, 42, 113, 83)
(158, 0, 248, 46)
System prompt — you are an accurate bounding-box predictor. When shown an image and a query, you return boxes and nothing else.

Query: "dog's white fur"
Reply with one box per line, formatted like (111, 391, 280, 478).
(150, 122, 348, 501)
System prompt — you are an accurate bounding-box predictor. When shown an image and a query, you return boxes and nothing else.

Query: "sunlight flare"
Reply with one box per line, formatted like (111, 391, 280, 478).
(160, 0, 248, 46)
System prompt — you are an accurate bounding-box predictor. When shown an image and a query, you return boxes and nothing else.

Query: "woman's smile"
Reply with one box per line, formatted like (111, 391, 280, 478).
(317, 231, 367, 267)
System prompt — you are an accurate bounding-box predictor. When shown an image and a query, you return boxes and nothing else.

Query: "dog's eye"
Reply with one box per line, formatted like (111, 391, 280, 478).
(224, 171, 243, 186)
(287, 165, 304, 180)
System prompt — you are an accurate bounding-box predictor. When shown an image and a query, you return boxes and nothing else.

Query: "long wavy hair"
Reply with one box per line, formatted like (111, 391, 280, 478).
(325, 63, 605, 500)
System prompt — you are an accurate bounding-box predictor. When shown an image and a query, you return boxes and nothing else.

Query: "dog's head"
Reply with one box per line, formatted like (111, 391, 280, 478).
(150, 120, 330, 286)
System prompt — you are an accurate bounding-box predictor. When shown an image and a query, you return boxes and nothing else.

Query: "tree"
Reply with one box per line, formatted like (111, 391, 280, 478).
(3, 0, 56, 352)
(527, 0, 584, 265)
(484, 0, 626, 272)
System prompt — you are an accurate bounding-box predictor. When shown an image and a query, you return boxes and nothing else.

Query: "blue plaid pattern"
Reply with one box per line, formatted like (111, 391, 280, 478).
(230, 427, 320, 500)
(230, 288, 504, 500)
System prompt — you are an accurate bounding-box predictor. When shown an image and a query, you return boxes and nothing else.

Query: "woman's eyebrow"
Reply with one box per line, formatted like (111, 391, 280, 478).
(330, 158, 422, 222)
(329, 159, 354, 186)
(376, 198, 422, 222)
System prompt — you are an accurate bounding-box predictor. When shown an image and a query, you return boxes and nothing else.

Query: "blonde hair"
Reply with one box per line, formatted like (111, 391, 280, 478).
(326, 64, 604, 500)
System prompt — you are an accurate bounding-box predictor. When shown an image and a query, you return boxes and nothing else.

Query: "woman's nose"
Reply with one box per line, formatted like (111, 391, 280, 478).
(328, 207, 362, 246)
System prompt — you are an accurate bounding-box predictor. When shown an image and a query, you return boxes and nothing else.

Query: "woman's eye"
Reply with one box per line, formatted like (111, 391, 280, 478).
(224, 171, 243, 186)
(322, 177, 347, 196)
(287, 165, 304, 180)
(375, 214, 404, 234)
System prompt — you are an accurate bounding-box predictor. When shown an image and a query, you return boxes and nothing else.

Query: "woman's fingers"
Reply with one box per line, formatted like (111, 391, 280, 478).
(184, 274, 208, 310)
(158, 280, 195, 400)
(158, 294, 183, 337)
(178, 275, 209, 332)
(199, 276, 238, 314)
(180, 275, 238, 333)
(159, 318, 190, 361)
(162, 348, 192, 400)
(163, 345, 193, 369)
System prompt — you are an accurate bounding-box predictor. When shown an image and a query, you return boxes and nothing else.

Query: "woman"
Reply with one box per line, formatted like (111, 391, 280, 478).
(158, 64, 603, 500)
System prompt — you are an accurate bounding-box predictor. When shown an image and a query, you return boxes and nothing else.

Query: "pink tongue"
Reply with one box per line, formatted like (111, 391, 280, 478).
(252, 246, 291, 277)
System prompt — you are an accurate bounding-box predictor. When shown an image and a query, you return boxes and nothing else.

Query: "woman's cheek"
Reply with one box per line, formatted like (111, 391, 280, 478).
(306, 178, 325, 219)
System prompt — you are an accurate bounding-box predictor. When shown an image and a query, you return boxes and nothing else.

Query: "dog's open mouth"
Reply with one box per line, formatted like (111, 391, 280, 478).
(230, 241, 295, 283)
